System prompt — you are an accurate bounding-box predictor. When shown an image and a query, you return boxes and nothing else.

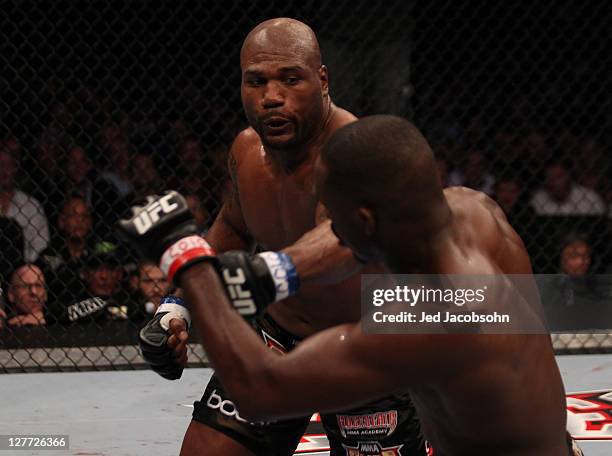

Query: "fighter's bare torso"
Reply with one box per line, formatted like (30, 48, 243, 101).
(404, 187, 567, 454)
(227, 107, 383, 337)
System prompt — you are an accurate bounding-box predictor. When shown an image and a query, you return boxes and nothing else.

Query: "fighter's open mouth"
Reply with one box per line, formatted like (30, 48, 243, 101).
(264, 118, 290, 128)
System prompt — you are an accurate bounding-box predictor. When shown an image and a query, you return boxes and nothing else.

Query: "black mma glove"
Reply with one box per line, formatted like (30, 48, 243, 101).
(216, 250, 300, 318)
(139, 295, 190, 380)
(118, 191, 216, 284)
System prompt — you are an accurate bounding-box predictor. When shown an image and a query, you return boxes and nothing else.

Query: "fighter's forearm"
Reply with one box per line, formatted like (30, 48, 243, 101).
(281, 219, 362, 286)
(181, 262, 410, 421)
(180, 262, 279, 408)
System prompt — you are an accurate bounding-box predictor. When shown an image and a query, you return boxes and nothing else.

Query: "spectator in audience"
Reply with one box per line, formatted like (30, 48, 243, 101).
(530, 160, 606, 216)
(5, 264, 47, 327)
(0, 217, 24, 285)
(51, 144, 123, 238)
(447, 148, 495, 195)
(574, 137, 609, 196)
(559, 232, 592, 277)
(175, 135, 226, 209)
(494, 176, 535, 245)
(39, 196, 93, 274)
(1, 136, 23, 161)
(0, 149, 50, 262)
(22, 128, 68, 223)
(539, 232, 598, 326)
(130, 151, 165, 202)
(522, 131, 552, 163)
(128, 261, 170, 320)
(63, 145, 94, 204)
(184, 193, 211, 235)
(49, 241, 130, 324)
(99, 140, 133, 199)
(98, 122, 133, 197)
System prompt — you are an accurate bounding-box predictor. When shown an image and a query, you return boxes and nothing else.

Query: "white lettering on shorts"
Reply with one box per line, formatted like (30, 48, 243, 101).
(206, 389, 247, 423)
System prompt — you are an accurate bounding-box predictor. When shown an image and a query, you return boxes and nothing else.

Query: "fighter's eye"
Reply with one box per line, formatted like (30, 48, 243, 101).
(285, 76, 299, 85)
(246, 77, 265, 87)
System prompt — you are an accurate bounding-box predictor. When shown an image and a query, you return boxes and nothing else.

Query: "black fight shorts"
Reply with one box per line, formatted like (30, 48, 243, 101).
(192, 313, 425, 455)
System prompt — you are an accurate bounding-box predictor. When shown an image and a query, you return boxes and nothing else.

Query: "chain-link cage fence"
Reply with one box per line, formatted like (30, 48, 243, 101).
(0, 0, 610, 372)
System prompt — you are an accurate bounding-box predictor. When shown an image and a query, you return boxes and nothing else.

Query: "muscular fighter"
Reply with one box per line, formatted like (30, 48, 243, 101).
(122, 116, 577, 455)
(128, 19, 424, 455)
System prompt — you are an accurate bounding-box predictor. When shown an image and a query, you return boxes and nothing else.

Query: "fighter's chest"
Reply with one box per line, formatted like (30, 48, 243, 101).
(238, 170, 318, 250)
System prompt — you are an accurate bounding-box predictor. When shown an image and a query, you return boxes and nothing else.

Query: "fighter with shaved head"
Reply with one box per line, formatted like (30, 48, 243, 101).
(122, 116, 579, 455)
(124, 19, 425, 455)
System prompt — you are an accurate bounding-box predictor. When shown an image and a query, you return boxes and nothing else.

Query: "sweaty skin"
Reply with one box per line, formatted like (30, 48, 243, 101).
(174, 18, 386, 456)
(179, 115, 569, 455)
(212, 124, 382, 335)
(182, 188, 568, 456)
(201, 17, 382, 336)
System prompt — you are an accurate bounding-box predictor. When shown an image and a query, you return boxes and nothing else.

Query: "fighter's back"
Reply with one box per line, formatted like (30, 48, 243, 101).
(410, 187, 568, 454)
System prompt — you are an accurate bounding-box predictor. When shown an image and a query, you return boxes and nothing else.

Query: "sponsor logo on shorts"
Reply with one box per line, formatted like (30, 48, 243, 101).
(337, 411, 398, 439)
(295, 434, 330, 454)
(566, 389, 612, 440)
(342, 441, 403, 455)
(205, 389, 247, 423)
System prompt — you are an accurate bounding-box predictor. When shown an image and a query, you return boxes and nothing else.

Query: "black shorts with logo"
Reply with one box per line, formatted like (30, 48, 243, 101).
(192, 313, 425, 455)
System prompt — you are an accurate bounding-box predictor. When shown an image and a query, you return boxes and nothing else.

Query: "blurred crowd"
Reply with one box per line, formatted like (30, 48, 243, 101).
(0, 93, 610, 331)
(0, 96, 240, 329)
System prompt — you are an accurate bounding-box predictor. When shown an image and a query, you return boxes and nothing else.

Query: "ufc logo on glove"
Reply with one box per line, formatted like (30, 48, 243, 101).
(223, 268, 257, 316)
(134, 194, 179, 234)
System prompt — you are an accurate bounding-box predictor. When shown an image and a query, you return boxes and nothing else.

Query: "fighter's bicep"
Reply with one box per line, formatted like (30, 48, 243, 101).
(205, 144, 254, 251)
(205, 201, 253, 252)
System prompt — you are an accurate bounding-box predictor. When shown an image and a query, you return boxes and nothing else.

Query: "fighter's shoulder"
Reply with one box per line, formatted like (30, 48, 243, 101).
(229, 127, 262, 164)
(329, 105, 358, 131)
(445, 186, 502, 220)
(445, 187, 529, 271)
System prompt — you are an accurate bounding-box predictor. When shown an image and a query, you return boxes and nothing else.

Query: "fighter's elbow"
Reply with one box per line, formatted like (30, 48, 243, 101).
(225, 387, 276, 422)
(223, 365, 285, 422)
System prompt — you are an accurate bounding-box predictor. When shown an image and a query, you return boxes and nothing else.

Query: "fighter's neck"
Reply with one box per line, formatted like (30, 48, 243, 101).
(264, 101, 335, 174)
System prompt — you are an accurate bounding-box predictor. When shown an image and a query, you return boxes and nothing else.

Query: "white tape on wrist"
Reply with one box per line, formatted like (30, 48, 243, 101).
(157, 302, 192, 331)
(257, 251, 300, 302)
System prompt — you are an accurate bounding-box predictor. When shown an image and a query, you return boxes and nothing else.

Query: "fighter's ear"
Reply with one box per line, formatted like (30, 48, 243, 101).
(319, 65, 329, 97)
(357, 207, 376, 237)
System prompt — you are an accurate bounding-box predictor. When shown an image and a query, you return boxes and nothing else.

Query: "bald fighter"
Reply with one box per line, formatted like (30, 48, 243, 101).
(126, 19, 424, 456)
(122, 116, 578, 455)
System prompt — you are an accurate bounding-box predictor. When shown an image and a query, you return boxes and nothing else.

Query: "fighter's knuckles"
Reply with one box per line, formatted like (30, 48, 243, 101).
(169, 317, 187, 333)
(167, 334, 177, 348)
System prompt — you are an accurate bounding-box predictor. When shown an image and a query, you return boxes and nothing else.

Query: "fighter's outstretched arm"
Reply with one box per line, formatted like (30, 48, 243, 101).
(181, 262, 472, 421)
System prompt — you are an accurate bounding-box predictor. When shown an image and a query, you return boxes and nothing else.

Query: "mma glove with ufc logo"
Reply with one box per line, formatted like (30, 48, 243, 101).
(118, 192, 300, 377)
